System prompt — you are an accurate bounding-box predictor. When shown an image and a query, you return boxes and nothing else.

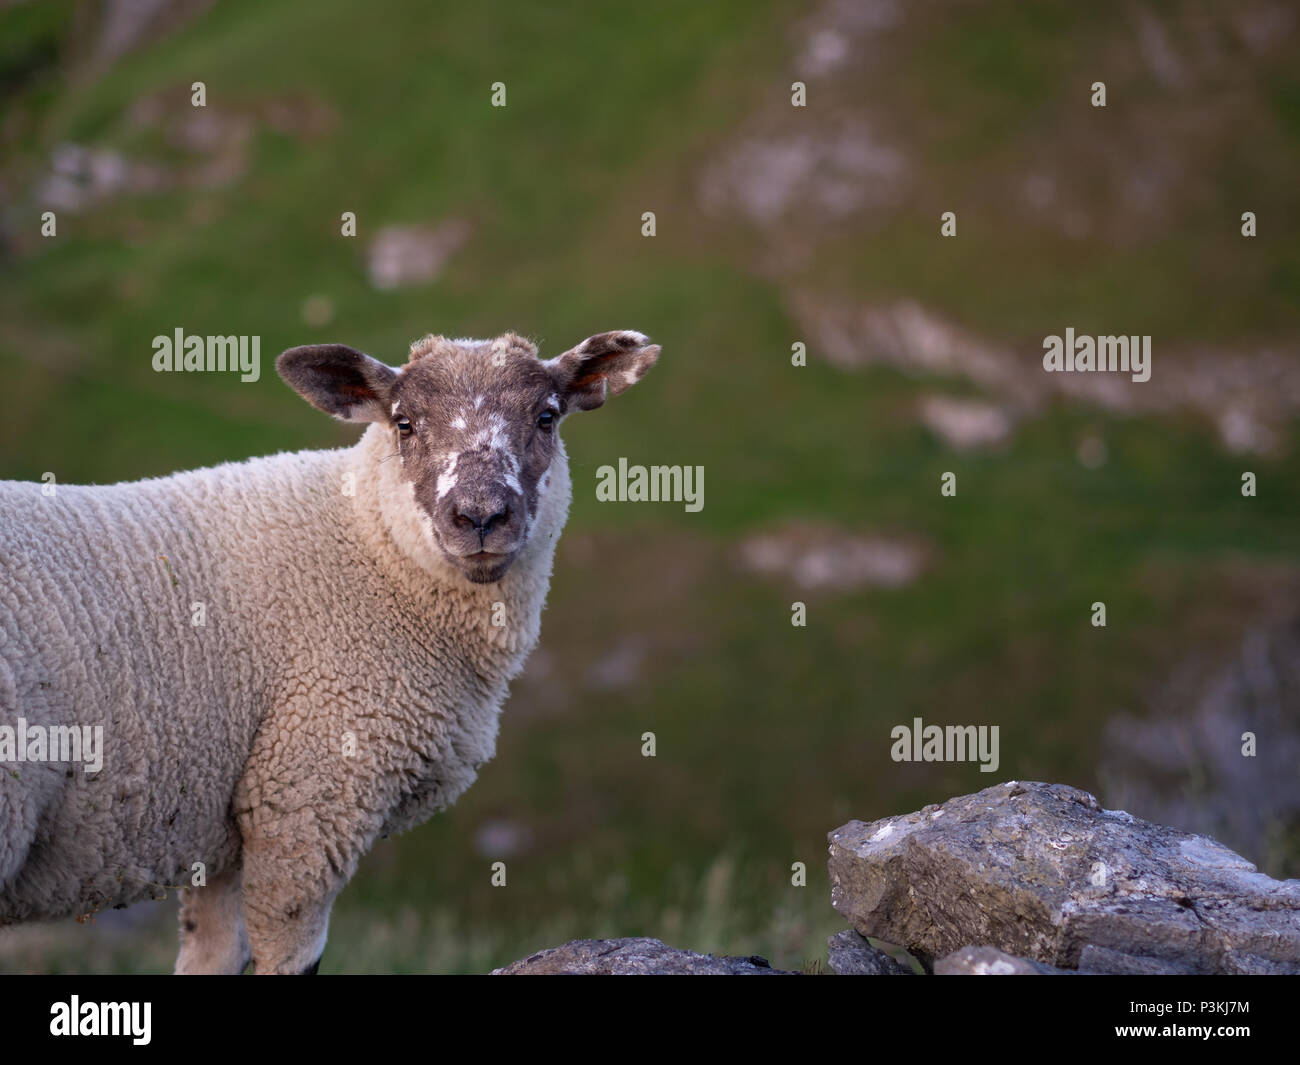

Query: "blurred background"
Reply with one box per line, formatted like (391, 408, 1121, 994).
(0, 0, 1297, 973)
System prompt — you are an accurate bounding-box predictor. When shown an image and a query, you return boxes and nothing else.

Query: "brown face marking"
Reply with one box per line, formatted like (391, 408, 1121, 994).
(278, 329, 659, 584)
(388, 334, 563, 583)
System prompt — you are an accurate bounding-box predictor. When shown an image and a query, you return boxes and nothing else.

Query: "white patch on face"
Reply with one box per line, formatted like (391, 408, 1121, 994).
(486, 417, 513, 455)
(436, 451, 460, 500)
(451, 415, 467, 430)
(391, 400, 401, 415)
(474, 395, 485, 410)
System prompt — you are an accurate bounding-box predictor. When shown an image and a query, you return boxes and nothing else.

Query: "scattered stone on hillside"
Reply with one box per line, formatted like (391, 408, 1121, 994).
(826, 930, 913, 974)
(38, 143, 170, 212)
(918, 395, 1014, 451)
(1101, 616, 1300, 879)
(828, 781, 1300, 974)
(793, 0, 901, 79)
(935, 945, 1073, 976)
(491, 937, 796, 975)
(698, 0, 909, 246)
(367, 220, 471, 290)
(792, 294, 1300, 456)
(93, 0, 216, 71)
(696, 0, 1300, 453)
(796, 297, 1041, 408)
(700, 124, 906, 228)
(739, 522, 926, 592)
(472, 819, 533, 860)
(33, 89, 337, 216)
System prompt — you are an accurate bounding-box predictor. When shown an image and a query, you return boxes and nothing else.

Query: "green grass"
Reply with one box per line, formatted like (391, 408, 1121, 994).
(1, 0, 1297, 973)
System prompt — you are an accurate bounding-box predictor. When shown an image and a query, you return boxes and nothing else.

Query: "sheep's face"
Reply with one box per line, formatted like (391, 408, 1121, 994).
(388, 336, 564, 584)
(277, 330, 659, 584)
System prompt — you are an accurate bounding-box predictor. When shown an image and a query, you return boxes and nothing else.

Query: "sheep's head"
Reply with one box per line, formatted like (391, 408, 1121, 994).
(277, 330, 659, 583)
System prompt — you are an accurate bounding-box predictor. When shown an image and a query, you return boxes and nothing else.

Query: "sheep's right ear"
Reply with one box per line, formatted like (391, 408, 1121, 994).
(546, 330, 660, 412)
(276, 344, 399, 423)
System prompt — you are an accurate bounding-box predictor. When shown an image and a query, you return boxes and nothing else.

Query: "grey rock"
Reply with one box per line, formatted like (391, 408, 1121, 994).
(1078, 944, 1198, 975)
(935, 945, 1073, 975)
(828, 780, 1300, 974)
(492, 937, 797, 975)
(826, 930, 913, 974)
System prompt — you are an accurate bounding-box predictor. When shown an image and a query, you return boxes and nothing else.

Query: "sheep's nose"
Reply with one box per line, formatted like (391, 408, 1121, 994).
(452, 502, 509, 535)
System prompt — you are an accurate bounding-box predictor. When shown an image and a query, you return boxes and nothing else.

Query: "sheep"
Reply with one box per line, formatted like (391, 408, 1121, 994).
(0, 329, 659, 974)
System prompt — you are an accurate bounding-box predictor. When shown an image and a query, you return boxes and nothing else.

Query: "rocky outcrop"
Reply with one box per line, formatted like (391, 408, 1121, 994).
(828, 781, 1300, 974)
(491, 937, 796, 975)
(489, 781, 1298, 975)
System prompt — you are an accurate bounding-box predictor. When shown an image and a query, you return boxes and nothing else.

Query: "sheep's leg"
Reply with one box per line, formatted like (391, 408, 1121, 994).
(233, 704, 383, 975)
(174, 866, 250, 974)
(239, 834, 341, 975)
(236, 775, 360, 975)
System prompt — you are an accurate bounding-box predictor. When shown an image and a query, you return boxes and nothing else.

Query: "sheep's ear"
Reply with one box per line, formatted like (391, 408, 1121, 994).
(276, 344, 399, 423)
(546, 330, 659, 412)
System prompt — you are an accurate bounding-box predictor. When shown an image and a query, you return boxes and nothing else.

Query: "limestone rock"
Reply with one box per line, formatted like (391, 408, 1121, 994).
(826, 929, 913, 974)
(828, 780, 1300, 973)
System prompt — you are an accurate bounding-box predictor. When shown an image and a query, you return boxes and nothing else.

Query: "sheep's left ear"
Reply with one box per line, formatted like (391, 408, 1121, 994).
(277, 344, 399, 423)
(546, 330, 660, 412)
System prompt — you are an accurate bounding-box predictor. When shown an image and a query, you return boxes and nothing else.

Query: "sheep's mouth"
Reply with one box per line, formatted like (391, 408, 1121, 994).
(457, 550, 516, 584)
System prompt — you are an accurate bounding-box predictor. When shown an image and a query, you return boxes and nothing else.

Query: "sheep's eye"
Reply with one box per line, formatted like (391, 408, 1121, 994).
(537, 410, 556, 431)
(397, 417, 413, 436)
